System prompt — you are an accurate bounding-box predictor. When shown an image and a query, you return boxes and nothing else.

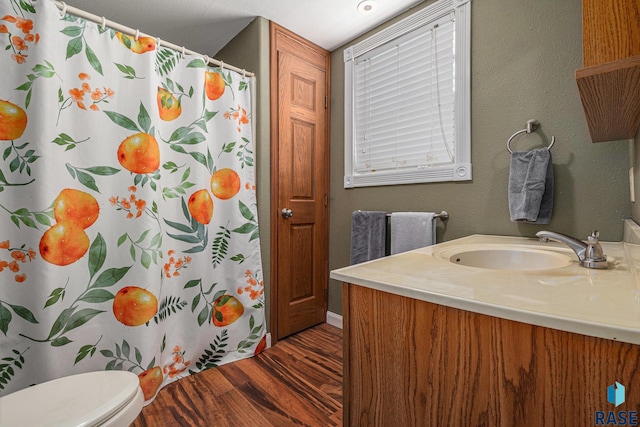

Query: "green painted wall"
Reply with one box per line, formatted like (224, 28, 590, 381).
(328, 0, 630, 314)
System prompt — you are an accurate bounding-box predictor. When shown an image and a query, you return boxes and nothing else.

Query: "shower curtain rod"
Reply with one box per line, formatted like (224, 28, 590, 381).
(50, 0, 255, 77)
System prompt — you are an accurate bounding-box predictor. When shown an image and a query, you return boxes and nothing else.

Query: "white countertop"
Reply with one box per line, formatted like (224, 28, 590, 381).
(330, 234, 640, 345)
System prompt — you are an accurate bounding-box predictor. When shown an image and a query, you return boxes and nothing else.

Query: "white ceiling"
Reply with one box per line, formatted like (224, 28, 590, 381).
(63, 0, 426, 56)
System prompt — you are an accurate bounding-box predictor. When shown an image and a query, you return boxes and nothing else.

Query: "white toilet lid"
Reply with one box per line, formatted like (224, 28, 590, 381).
(0, 370, 140, 427)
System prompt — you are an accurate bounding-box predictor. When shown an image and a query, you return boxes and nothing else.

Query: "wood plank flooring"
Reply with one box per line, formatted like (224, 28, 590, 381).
(132, 323, 343, 427)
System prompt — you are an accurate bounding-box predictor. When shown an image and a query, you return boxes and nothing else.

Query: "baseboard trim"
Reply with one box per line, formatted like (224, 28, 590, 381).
(326, 311, 343, 329)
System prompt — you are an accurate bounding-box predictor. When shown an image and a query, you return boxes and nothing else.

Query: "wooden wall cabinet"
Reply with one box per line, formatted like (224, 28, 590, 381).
(343, 283, 640, 425)
(576, 0, 640, 142)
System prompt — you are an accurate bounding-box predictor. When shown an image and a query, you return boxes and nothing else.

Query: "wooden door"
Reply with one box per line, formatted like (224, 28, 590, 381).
(270, 23, 330, 340)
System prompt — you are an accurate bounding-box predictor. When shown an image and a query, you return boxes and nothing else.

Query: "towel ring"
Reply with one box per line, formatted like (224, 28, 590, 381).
(507, 119, 555, 154)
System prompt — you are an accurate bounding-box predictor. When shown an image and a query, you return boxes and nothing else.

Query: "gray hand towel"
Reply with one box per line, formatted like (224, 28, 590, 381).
(509, 148, 554, 224)
(390, 212, 436, 255)
(350, 211, 387, 265)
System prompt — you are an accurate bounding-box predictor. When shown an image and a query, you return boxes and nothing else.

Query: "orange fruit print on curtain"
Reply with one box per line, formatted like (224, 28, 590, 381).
(0, 0, 265, 405)
(0, 100, 27, 140)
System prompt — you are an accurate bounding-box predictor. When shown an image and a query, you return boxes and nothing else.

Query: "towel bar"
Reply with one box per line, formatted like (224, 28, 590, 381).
(507, 119, 556, 154)
(385, 211, 448, 220)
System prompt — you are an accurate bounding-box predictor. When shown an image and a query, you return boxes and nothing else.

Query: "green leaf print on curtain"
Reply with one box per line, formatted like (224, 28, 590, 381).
(0, 0, 265, 404)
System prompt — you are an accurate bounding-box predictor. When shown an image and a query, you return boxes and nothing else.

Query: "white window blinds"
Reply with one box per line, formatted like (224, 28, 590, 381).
(344, 0, 471, 188)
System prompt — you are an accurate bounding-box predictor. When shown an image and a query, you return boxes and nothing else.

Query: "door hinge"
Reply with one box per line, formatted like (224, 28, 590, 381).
(325, 96, 328, 109)
(324, 193, 328, 207)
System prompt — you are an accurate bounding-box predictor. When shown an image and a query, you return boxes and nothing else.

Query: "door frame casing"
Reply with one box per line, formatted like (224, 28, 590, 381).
(269, 22, 331, 344)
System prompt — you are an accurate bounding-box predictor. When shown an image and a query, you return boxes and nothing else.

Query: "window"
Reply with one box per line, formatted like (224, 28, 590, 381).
(343, 0, 471, 188)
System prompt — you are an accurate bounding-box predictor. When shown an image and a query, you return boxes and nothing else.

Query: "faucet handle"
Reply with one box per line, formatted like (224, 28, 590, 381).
(584, 230, 607, 268)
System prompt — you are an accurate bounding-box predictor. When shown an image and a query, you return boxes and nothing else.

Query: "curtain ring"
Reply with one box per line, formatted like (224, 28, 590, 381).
(220, 60, 224, 71)
(203, 55, 210, 66)
(156, 36, 161, 48)
(100, 16, 106, 31)
(134, 29, 140, 41)
(181, 46, 186, 59)
(59, 1, 67, 18)
(242, 69, 246, 77)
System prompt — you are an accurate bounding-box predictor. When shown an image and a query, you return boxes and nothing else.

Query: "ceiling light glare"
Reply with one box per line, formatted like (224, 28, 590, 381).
(357, 0, 378, 14)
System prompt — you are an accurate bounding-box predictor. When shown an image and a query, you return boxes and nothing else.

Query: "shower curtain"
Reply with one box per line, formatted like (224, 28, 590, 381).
(0, 0, 265, 403)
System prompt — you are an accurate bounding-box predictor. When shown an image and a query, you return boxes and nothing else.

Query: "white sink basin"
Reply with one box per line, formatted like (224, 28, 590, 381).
(432, 244, 574, 271)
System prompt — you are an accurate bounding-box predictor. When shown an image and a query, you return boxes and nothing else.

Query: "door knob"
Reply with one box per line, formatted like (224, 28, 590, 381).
(281, 208, 293, 219)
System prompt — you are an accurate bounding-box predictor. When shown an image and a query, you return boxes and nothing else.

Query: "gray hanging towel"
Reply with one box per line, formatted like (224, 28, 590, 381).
(390, 212, 436, 255)
(508, 148, 554, 224)
(350, 211, 387, 265)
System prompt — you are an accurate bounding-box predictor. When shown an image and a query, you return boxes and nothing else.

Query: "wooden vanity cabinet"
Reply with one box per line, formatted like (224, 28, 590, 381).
(343, 283, 640, 426)
(576, 0, 640, 142)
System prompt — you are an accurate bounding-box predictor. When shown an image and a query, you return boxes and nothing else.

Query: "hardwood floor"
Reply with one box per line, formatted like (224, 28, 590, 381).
(132, 323, 343, 427)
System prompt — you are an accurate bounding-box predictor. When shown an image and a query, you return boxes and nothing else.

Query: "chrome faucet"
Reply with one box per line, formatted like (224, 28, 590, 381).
(535, 230, 608, 269)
